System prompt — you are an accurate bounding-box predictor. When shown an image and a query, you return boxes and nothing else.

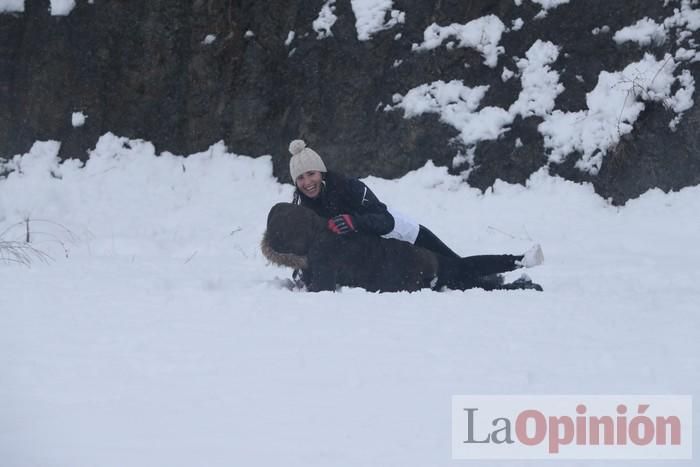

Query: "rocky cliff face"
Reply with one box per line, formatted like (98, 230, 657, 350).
(1, 0, 699, 203)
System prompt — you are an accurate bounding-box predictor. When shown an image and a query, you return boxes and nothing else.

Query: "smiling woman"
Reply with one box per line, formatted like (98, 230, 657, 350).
(295, 170, 324, 199)
(288, 139, 482, 260)
(289, 140, 325, 199)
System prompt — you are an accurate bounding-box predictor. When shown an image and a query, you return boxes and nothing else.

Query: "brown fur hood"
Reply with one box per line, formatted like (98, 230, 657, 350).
(260, 202, 327, 270)
(260, 229, 309, 270)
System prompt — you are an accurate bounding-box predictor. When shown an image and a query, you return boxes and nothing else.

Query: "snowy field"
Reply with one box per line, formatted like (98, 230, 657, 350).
(1, 134, 698, 466)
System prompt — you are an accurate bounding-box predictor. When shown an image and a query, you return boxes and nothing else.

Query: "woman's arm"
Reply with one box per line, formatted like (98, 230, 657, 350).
(343, 178, 395, 235)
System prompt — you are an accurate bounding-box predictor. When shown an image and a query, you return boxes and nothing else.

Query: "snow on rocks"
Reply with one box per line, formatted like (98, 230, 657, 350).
(313, 0, 337, 39)
(412, 15, 506, 68)
(613, 1, 700, 47)
(668, 69, 696, 130)
(530, 0, 571, 18)
(284, 31, 295, 47)
(613, 18, 668, 46)
(511, 18, 524, 31)
(508, 39, 563, 118)
(389, 81, 488, 119)
(513, 0, 570, 16)
(531, 0, 571, 10)
(665, 0, 700, 36)
(539, 53, 694, 173)
(393, 30, 694, 175)
(49, 0, 75, 16)
(388, 80, 510, 146)
(501, 67, 515, 82)
(390, 41, 562, 147)
(350, 0, 405, 41)
(71, 111, 87, 127)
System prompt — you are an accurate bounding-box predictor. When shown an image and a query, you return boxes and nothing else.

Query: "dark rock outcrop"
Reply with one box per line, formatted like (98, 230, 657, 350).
(1, 0, 699, 204)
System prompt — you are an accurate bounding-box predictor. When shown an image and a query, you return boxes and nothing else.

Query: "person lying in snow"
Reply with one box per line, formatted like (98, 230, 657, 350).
(261, 202, 543, 293)
(287, 139, 544, 265)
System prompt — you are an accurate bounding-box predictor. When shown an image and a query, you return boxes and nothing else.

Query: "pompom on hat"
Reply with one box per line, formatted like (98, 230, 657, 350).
(289, 139, 327, 181)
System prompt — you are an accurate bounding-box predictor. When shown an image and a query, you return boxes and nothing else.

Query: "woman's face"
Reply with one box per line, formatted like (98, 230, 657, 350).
(296, 170, 323, 198)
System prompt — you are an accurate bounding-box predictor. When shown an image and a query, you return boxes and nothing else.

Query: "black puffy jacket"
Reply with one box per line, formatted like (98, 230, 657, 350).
(293, 171, 395, 235)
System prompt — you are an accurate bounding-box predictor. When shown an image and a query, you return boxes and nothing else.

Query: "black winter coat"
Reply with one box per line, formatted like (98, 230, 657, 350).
(293, 171, 395, 235)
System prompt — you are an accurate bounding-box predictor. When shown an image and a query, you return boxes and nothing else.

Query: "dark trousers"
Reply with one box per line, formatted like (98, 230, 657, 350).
(459, 254, 523, 276)
(415, 225, 527, 290)
(414, 225, 524, 267)
(435, 254, 524, 290)
(414, 225, 461, 259)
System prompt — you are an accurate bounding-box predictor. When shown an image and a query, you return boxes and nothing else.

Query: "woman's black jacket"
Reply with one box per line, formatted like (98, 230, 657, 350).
(294, 171, 395, 236)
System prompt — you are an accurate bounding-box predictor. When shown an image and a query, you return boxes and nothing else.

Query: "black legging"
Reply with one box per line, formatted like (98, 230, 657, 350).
(435, 253, 525, 290)
(414, 225, 461, 259)
(414, 225, 525, 269)
(458, 254, 523, 276)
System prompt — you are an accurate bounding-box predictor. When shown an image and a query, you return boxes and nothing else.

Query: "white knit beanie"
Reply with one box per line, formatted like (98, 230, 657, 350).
(289, 139, 327, 181)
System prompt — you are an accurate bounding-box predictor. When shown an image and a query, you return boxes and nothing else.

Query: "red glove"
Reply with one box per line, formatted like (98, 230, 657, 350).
(327, 214, 356, 235)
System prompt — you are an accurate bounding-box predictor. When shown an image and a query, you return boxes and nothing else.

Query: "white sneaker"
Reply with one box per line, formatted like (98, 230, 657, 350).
(518, 244, 544, 268)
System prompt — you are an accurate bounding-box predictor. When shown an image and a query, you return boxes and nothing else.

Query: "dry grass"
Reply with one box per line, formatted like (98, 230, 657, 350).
(0, 240, 51, 266)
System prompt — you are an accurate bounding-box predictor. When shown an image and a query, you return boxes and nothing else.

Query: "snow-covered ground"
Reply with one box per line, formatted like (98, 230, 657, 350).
(1, 134, 698, 466)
